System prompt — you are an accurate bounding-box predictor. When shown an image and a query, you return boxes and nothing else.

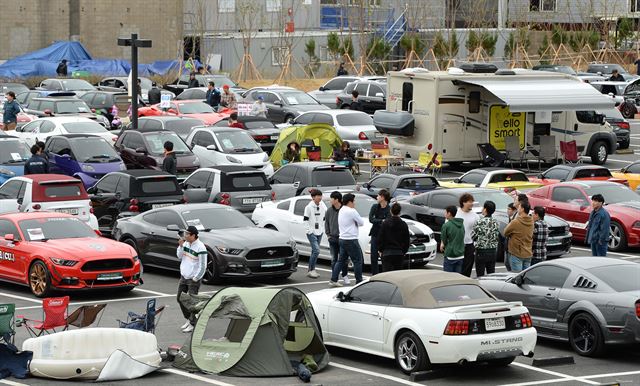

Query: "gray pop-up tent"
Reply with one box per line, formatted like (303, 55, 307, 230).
(174, 287, 329, 377)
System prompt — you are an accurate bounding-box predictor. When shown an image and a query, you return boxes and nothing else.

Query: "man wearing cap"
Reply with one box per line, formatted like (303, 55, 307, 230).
(251, 95, 268, 118)
(220, 84, 237, 110)
(176, 225, 207, 333)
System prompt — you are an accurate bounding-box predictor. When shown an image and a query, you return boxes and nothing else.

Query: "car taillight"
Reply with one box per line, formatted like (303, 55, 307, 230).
(254, 135, 269, 140)
(180, 197, 186, 204)
(618, 121, 630, 129)
(503, 187, 515, 193)
(358, 132, 368, 140)
(32, 204, 41, 210)
(271, 191, 276, 201)
(384, 136, 389, 145)
(427, 143, 433, 150)
(336, 97, 340, 105)
(520, 313, 533, 328)
(218, 193, 231, 205)
(444, 320, 470, 335)
(635, 301, 640, 318)
(129, 198, 139, 212)
(90, 207, 94, 214)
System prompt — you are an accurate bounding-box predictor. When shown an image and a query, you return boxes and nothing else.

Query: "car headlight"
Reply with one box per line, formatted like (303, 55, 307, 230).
(132, 255, 139, 261)
(263, 153, 269, 162)
(119, 163, 127, 171)
(633, 221, 640, 229)
(288, 237, 297, 250)
(0, 167, 15, 177)
(81, 164, 95, 172)
(50, 257, 78, 266)
(564, 225, 570, 232)
(193, 155, 200, 165)
(216, 245, 243, 255)
(226, 155, 241, 164)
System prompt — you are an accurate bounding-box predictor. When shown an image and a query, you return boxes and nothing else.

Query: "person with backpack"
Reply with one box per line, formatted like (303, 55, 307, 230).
(440, 205, 465, 273)
(56, 59, 68, 77)
(368, 189, 391, 274)
(471, 200, 500, 277)
(303, 189, 326, 279)
(377, 203, 410, 272)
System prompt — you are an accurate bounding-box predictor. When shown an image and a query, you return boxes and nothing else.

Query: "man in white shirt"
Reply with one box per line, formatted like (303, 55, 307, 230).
(250, 96, 267, 118)
(176, 225, 207, 333)
(455, 193, 480, 277)
(329, 193, 364, 286)
(304, 189, 327, 278)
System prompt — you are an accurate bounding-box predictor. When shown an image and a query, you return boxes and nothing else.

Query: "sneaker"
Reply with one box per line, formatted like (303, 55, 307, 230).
(307, 270, 319, 278)
(182, 324, 194, 333)
(342, 275, 351, 285)
(180, 320, 191, 330)
(328, 281, 343, 287)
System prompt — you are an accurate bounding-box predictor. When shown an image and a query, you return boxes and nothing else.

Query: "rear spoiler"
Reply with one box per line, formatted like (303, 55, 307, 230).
(38, 180, 82, 185)
(135, 175, 177, 180)
(450, 301, 524, 313)
(224, 170, 266, 176)
(313, 164, 348, 171)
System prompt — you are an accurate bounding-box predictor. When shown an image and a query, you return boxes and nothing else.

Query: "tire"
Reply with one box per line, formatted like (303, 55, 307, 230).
(569, 313, 605, 357)
(395, 331, 430, 375)
(202, 250, 221, 285)
(589, 140, 608, 165)
(620, 101, 637, 119)
(29, 260, 52, 298)
(608, 221, 627, 252)
(487, 356, 516, 366)
(619, 140, 630, 150)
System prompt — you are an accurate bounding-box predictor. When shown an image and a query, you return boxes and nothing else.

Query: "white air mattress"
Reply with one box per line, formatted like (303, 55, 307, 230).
(22, 328, 161, 380)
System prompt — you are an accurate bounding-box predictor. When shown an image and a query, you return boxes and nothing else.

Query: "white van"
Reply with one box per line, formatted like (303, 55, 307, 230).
(373, 65, 618, 165)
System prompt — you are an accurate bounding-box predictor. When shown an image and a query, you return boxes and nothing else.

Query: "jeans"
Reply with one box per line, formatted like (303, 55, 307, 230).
(370, 236, 380, 275)
(307, 233, 322, 271)
(331, 239, 363, 283)
(591, 242, 608, 257)
(443, 257, 463, 273)
(382, 255, 403, 272)
(329, 237, 348, 277)
(177, 277, 201, 324)
(475, 248, 497, 277)
(508, 254, 531, 273)
(462, 243, 475, 277)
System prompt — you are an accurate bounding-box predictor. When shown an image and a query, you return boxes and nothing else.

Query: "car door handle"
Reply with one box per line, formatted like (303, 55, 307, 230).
(545, 293, 554, 298)
(370, 311, 380, 316)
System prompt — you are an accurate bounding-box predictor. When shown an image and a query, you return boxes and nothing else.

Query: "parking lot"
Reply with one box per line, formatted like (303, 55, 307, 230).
(2, 123, 640, 386)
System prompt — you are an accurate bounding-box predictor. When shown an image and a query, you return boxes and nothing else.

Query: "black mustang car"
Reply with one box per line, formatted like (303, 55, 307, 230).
(397, 188, 573, 258)
(112, 203, 299, 284)
(358, 173, 441, 198)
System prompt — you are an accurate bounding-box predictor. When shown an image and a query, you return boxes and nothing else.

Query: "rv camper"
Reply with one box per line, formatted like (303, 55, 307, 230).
(373, 65, 618, 165)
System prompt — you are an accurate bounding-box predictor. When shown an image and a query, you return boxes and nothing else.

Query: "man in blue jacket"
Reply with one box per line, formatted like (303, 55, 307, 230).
(205, 81, 221, 111)
(24, 145, 49, 175)
(586, 194, 610, 256)
(2, 92, 20, 131)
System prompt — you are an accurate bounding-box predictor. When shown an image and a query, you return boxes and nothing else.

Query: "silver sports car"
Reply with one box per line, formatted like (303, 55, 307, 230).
(479, 257, 640, 356)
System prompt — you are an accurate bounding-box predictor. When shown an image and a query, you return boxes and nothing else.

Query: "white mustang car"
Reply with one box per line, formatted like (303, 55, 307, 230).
(251, 193, 437, 266)
(307, 270, 537, 374)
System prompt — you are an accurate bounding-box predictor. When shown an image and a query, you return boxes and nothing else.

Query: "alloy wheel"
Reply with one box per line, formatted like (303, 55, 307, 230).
(571, 318, 595, 354)
(397, 336, 419, 372)
(30, 263, 47, 296)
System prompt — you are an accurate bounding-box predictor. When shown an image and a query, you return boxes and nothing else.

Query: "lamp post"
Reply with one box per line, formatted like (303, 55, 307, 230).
(117, 33, 152, 130)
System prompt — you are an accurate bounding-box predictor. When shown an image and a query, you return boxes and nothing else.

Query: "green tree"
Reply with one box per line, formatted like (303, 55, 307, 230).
(616, 18, 634, 49)
(480, 32, 497, 57)
(305, 38, 320, 75)
(538, 34, 551, 63)
(327, 32, 341, 59)
(466, 30, 479, 53)
(433, 31, 458, 68)
(505, 32, 515, 60)
(551, 25, 568, 46)
(399, 33, 426, 57)
(340, 36, 354, 58)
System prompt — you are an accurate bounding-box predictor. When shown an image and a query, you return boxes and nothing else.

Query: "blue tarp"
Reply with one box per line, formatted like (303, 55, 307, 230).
(0, 41, 202, 79)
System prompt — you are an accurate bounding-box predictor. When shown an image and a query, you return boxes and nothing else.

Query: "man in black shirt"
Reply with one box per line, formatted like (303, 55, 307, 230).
(350, 90, 362, 111)
(377, 203, 410, 272)
(162, 141, 177, 175)
(609, 69, 624, 81)
(56, 60, 68, 77)
(24, 145, 49, 175)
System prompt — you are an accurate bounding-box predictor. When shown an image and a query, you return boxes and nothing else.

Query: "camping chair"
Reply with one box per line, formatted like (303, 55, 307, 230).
(426, 152, 443, 177)
(0, 304, 16, 345)
(18, 296, 70, 337)
(66, 303, 107, 328)
(370, 144, 390, 176)
(560, 140, 582, 164)
(306, 146, 322, 161)
(117, 299, 165, 334)
(531, 135, 557, 172)
(407, 152, 431, 173)
(477, 143, 506, 167)
(504, 136, 527, 171)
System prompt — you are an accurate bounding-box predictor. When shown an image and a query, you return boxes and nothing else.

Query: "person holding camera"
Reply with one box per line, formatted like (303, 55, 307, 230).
(176, 225, 207, 333)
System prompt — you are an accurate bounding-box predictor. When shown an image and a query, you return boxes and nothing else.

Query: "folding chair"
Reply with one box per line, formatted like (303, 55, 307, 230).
(0, 304, 16, 344)
(407, 151, 431, 173)
(117, 299, 165, 334)
(427, 152, 443, 178)
(66, 303, 107, 328)
(370, 144, 390, 176)
(532, 135, 557, 172)
(505, 136, 527, 171)
(560, 140, 582, 164)
(18, 296, 69, 337)
(477, 143, 506, 167)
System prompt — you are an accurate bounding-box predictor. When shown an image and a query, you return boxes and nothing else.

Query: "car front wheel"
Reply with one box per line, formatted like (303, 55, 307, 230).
(569, 313, 604, 357)
(29, 260, 52, 298)
(202, 251, 221, 285)
(395, 331, 430, 374)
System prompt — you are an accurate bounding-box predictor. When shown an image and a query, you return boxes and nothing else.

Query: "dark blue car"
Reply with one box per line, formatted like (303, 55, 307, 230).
(0, 135, 31, 184)
(44, 134, 126, 188)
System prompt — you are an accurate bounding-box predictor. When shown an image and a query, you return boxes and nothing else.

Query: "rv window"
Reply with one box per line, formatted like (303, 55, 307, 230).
(402, 82, 413, 112)
(468, 91, 480, 114)
(576, 111, 601, 124)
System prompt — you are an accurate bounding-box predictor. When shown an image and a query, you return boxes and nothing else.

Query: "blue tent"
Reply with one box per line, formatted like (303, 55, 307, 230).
(10, 41, 92, 62)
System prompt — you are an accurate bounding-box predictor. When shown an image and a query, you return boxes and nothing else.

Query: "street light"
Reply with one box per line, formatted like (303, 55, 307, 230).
(117, 33, 152, 130)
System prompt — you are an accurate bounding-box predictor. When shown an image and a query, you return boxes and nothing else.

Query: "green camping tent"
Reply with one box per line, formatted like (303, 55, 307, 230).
(270, 123, 342, 169)
(174, 287, 329, 377)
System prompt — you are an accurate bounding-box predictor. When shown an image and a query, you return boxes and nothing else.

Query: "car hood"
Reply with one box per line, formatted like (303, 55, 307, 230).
(287, 104, 330, 112)
(32, 237, 134, 260)
(184, 113, 227, 125)
(200, 226, 291, 249)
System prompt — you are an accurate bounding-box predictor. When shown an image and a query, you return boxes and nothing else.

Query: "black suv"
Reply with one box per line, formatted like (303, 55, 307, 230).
(336, 80, 386, 114)
(88, 170, 184, 236)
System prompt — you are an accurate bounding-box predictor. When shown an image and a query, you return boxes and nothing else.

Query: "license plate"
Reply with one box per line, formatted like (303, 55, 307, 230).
(56, 208, 79, 215)
(270, 135, 279, 141)
(485, 317, 506, 331)
(152, 203, 173, 209)
(261, 258, 285, 267)
(97, 272, 123, 281)
(408, 244, 426, 253)
(243, 197, 263, 205)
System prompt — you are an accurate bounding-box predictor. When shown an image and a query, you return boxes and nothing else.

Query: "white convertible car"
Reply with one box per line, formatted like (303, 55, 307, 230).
(251, 193, 437, 266)
(307, 271, 537, 374)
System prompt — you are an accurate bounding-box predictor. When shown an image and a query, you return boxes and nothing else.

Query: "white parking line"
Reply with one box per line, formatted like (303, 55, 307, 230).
(0, 292, 42, 304)
(571, 246, 640, 260)
(160, 368, 235, 386)
(329, 361, 423, 386)
(133, 287, 172, 296)
(498, 368, 640, 386)
(0, 380, 29, 386)
(582, 369, 640, 379)
(607, 158, 633, 164)
(510, 362, 599, 385)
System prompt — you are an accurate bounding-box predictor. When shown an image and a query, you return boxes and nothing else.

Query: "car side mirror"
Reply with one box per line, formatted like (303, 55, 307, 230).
(453, 178, 460, 183)
(4, 234, 15, 241)
(61, 154, 71, 159)
(319, 86, 326, 91)
(135, 147, 147, 154)
(87, 186, 97, 194)
(274, 100, 283, 106)
(166, 224, 180, 232)
(206, 144, 218, 151)
(362, 182, 370, 189)
(16, 198, 23, 205)
(44, 109, 53, 116)
(537, 174, 543, 179)
(168, 109, 178, 114)
(287, 117, 294, 124)
(514, 275, 524, 286)
(94, 229, 102, 237)
(293, 181, 301, 188)
(375, 92, 384, 97)
(336, 291, 346, 302)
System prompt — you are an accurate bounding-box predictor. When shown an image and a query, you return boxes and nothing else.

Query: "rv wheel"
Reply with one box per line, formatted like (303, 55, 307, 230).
(589, 141, 608, 165)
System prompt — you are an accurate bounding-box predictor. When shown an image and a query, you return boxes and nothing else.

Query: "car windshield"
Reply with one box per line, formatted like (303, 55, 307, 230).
(469, 191, 514, 211)
(0, 140, 31, 163)
(280, 92, 318, 105)
(181, 207, 254, 230)
(312, 168, 356, 187)
(574, 168, 612, 179)
(584, 184, 640, 204)
(55, 100, 91, 114)
(143, 132, 191, 155)
(19, 217, 97, 241)
(61, 79, 95, 91)
(588, 264, 640, 292)
(178, 102, 214, 114)
(215, 130, 261, 153)
(165, 119, 202, 137)
(62, 121, 108, 133)
(535, 66, 576, 75)
(203, 76, 236, 88)
(336, 113, 374, 126)
(243, 120, 277, 129)
(430, 284, 494, 304)
(71, 137, 120, 163)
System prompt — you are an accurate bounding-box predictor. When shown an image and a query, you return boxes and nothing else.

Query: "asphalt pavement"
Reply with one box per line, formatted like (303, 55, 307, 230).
(2, 124, 640, 386)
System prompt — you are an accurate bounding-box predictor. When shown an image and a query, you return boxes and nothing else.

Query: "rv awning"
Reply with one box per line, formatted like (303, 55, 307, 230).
(460, 78, 615, 112)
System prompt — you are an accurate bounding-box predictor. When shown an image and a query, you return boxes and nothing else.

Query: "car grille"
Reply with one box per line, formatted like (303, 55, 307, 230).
(549, 226, 568, 238)
(85, 276, 132, 286)
(411, 234, 431, 244)
(245, 246, 294, 260)
(250, 263, 294, 273)
(81, 259, 133, 272)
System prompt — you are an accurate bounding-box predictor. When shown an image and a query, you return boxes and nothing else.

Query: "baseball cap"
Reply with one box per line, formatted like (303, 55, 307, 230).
(258, 95, 264, 100)
(186, 225, 199, 236)
(223, 84, 230, 90)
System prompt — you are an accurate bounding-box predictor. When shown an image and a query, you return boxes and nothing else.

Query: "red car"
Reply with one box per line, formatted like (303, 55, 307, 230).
(0, 212, 141, 297)
(528, 164, 628, 186)
(137, 100, 231, 125)
(527, 180, 640, 252)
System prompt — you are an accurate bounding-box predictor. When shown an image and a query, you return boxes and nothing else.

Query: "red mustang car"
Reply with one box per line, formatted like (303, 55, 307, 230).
(527, 180, 640, 252)
(528, 164, 628, 186)
(137, 100, 231, 125)
(0, 212, 141, 297)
